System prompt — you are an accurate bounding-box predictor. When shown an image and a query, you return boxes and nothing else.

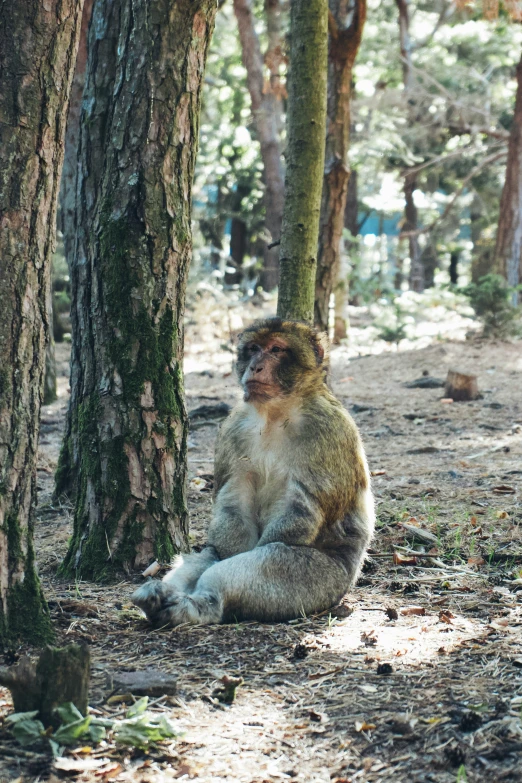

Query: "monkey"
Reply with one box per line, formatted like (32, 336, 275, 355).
(132, 317, 374, 626)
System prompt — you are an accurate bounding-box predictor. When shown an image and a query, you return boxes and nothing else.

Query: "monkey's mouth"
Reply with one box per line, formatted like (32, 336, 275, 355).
(244, 380, 277, 399)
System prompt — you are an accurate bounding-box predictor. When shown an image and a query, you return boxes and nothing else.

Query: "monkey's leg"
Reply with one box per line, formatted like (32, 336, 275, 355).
(132, 547, 218, 623)
(154, 544, 352, 626)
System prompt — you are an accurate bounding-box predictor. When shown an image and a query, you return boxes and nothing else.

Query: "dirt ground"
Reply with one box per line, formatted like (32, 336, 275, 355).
(1, 294, 522, 783)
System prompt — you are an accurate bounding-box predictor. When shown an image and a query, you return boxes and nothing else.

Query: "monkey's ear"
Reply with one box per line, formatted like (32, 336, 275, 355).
(313, 332, 329, 365)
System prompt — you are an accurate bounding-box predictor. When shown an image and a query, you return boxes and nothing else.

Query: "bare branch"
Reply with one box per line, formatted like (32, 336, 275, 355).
(399, 150, 508, 239)
(402, 139, 507, 177)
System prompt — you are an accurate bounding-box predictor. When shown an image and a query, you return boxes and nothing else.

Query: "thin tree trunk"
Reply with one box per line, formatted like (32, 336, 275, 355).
(404, 172, 423, 293)
(44, 289, 58, 406)
(277, 0, 329, 324)
(233, 0, 285, 292)
(59, 0, 94, 269)
(494, 49, 522, 302)
(396, 0, 424, 293)
(265, 0, 285, 136)
(57, 0, 217, 580)
(314, 0, 366, 335)
(0, 0, 84, 643)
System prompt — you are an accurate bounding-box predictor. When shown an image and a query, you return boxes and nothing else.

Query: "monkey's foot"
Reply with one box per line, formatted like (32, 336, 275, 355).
(156, 592, 224, 627)
(132, 580, 172, 622)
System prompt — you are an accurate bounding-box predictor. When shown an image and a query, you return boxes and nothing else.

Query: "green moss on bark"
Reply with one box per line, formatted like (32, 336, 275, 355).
(0, 532, 52, 647)
(277, 0, 328, 324)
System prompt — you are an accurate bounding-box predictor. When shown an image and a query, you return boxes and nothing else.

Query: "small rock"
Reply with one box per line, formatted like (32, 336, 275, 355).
(405, 377, 445, 389)
(111, 668, 178, 696)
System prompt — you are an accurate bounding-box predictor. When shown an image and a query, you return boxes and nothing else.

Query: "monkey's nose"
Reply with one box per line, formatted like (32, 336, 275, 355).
(254, 365, 264, 373)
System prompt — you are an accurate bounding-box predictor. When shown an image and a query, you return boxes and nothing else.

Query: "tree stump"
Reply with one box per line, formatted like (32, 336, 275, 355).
(0, 644, 90, 727)
(444, 369, 479, 402)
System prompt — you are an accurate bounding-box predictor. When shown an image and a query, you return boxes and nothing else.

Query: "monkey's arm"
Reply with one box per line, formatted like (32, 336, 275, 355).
(256, 480, 323, 547)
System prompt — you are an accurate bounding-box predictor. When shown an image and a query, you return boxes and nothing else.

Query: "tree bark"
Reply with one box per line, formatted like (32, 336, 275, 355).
(233, 0, 285, 292)
(314, 0, 366, 334)
(0, 0, 84, 644)
(0, 645, 90, 727)
(277, 0, 329, 324)
(494, 49, 522, 303)
(57, 0, 217, 580)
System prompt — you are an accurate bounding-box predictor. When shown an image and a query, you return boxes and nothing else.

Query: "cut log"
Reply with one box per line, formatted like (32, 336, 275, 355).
(444, 369, 479, 402)
(0, 644, 90, 728)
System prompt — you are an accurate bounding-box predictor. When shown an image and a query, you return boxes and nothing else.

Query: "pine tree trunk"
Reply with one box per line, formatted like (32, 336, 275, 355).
(277, 0, 328, 324)
(57, 0, 217, 580)
(494, 49, 522, 303)
(0, 0, 84, 644)
(59, 0, 94, 269)
(314, 0, 366, 334)
(233, 0, 285, 292)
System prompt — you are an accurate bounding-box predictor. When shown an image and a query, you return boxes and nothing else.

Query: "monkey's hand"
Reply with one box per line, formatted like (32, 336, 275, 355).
(132, 580, 173, 623)
(256, 483, 322, 548)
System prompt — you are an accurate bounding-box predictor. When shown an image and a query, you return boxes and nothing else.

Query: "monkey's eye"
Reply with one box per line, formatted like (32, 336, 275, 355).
(248, 343, 259, 354)
(270, 345, 284, 354)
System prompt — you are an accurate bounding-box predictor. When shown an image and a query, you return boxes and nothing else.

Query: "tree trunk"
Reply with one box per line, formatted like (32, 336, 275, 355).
(59, 0, 94, 270)
(277, 0, 329, 324)
(395, 0, 424, 293)
(44, 288, 58, 406)
(233, 0, 285, 292)
(494, 49, 522, 303)
(57, 0, 217, 580)
(0, 0, 84, 644)
(314, 0, 366, 334)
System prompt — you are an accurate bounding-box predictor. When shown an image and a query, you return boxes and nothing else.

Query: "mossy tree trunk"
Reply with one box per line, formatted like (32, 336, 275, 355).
(277, 0, 328, 324)
(57, 0, 217, 580)
(494, 49, 522, 304)
(233, 0, 285, 292)
(314, 0, 366, 337)
(0, 0, 84, 644)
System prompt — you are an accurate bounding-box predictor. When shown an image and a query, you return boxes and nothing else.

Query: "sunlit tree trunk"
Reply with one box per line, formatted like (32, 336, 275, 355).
(494, 49, 522, 303)
(0, 0, 84, 643)
(57, 0, 217, 580)
(233, 0, 285, 291)
(314, 0, 366, 336)
(277, 0, 328, 324)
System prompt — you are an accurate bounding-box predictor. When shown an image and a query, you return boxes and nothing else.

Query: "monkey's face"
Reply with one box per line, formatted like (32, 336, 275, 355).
(237, 318, 328, 403)
(240, 338, 290, 402)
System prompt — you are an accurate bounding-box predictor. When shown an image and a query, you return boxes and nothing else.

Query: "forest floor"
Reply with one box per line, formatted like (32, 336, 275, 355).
(1, 290, 522, 783)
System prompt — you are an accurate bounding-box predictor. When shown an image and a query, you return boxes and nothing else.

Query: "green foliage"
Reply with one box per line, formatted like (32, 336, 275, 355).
(6, 698, 179, 758)
(193, 6, 270, 270)
(461, 273, 521, 336)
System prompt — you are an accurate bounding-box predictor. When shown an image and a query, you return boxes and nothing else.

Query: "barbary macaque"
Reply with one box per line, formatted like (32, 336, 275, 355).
(132, 318, 374, 626)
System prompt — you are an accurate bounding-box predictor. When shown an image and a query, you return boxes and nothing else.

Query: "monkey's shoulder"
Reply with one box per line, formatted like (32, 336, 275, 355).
(300, 393, 361, 448)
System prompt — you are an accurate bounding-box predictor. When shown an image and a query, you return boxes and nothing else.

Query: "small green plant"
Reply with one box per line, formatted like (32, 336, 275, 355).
(376, 303, 408, 347)
(461, 274, 521, 337)
(6, 697, 179, 757)
(456, 764, 467, 782)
